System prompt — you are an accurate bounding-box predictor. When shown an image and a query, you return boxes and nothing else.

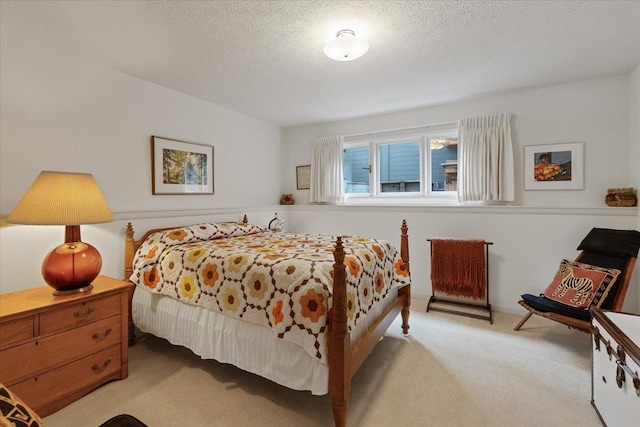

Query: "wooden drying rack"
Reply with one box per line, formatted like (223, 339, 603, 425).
(426, 239, 493, 324)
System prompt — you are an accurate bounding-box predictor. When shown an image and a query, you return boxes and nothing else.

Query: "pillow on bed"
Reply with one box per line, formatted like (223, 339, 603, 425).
(180, 222, 268, 241)
(542, 259, 620, 309)
(135, 222, 268, 264)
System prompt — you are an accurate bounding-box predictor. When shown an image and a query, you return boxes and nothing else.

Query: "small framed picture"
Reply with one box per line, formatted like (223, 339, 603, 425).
(524, 142, 584, 190)
(296, 165, 311, 190)
(151, 136, 214, 194)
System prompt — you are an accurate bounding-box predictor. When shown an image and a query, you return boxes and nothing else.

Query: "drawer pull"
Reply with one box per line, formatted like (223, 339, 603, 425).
(605, 340, 613, 360)
(73, 307, 95, 321)
(91, 359, 111, 374)
(616, 364, 626, 389)
(592, 327, 601, 351)
(92, 328, 112, 342)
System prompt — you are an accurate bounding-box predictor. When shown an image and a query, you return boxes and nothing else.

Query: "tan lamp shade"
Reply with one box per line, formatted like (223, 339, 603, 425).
(7, 171, 114, 295)
(7, 171, 114, 225)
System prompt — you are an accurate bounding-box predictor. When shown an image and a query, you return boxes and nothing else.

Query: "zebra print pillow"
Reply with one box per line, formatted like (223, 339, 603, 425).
(543, 259, 621, 309)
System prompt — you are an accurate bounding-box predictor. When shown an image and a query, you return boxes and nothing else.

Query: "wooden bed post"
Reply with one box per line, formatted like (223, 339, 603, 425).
(123, 222, 136, 345)
(124, 222, 135, 280)
(329, 236, 350, 427)
(400, 220, 411, 335)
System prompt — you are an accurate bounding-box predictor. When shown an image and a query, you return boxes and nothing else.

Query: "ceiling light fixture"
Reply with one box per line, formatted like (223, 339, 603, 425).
(324, 29, 369, 62)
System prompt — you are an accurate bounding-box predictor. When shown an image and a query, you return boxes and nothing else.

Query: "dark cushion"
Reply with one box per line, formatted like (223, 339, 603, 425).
(577, 228, 640, 258)
(99, 414, 149, 427)
(521, 293, 591, 322)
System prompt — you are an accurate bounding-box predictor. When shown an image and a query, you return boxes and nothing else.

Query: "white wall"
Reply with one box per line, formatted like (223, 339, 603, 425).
(0, 34, 283, 293)
(629, 65, 640, 308)
(282, 74, 640, 314)
(283, 75, 630, 207)
(286, 206, 637, 315)
(631, 66, 640, 195)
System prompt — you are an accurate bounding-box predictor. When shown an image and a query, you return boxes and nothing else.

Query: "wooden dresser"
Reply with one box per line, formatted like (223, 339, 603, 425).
(0, 275, 132, 417)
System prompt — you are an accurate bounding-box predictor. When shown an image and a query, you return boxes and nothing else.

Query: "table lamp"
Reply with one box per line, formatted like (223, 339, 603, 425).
(7, 171, 114, 295)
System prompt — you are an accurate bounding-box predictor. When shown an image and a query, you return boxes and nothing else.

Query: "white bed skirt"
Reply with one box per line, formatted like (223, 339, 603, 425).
(132, 286, 399, 396)
(132, 289, 330, 395)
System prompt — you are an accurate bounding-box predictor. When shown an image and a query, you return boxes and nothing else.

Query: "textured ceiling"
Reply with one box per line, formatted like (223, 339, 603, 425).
(2, 1, 640, 127)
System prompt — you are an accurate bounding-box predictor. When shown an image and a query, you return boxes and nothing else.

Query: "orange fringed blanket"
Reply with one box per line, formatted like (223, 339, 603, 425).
(430, 239, 487, 300)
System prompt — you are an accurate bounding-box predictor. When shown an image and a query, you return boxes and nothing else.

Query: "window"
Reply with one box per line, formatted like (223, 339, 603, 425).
(378, 141, 421, 193)
(343, 143, 369, 193)
(343, 125, 458, 199)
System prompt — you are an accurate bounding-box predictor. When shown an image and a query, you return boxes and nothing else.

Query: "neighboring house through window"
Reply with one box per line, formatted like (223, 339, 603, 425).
(343, 123, 458, 199)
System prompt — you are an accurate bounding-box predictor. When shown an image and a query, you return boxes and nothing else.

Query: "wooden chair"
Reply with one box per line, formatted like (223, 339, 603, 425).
(514, 228, 640, 333)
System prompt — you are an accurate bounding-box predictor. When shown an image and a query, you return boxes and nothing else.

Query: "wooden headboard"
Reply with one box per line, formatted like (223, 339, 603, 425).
(123, 214, 249, 280)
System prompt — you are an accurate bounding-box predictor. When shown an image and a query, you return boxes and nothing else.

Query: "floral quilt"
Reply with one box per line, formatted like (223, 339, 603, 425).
(130, 222, 410, 363)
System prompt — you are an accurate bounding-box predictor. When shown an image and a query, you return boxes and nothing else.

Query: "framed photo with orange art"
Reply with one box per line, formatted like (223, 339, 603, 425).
(151, 136, 214, 195)
(524, 142, 584, 191)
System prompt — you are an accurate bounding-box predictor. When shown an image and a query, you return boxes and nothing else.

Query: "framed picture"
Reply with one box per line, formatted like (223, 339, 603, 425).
(151, 136, 214, 194)
(524, 142, 584, 190)
(296, 165, 311, 190)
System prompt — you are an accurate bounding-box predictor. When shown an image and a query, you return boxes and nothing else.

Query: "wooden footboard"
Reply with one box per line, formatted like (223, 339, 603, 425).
(123, 216, 410, 427)
(328, 220, 410, 427)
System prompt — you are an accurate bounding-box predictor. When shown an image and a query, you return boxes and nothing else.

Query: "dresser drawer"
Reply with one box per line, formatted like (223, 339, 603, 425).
(0, 315, 34, 349)
(0, 315, 121, 385)
(10, 344, 122, 415)
(39, 293, 122, 336)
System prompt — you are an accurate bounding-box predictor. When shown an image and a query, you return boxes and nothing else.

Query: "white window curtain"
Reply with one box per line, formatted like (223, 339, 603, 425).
(457, 112, 514, 202)
(310, 136, 344, 204)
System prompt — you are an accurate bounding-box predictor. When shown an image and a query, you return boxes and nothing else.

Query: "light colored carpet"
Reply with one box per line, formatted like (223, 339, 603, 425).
(44, 299, 601, 427)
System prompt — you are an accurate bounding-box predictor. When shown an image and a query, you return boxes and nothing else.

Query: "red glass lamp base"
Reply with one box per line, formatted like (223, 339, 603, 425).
(42, 241, 102, 295)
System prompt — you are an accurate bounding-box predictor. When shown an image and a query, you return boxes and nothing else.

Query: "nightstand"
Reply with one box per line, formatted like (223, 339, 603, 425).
(0, 275, 132, 417)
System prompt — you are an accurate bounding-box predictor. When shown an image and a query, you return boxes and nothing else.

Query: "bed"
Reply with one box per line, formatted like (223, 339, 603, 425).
(123, 216, 411, 427)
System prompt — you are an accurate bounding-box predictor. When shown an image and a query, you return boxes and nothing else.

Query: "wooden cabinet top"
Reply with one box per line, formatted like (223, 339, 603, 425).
(0, 275, 132, 321)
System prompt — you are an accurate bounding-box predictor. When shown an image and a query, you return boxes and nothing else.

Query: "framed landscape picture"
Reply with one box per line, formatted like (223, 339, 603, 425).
(151, 136, 214, 194)
(524, 142, 584, 190)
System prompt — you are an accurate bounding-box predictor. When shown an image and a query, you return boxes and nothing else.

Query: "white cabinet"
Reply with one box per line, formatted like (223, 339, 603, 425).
(591, 309, 640, 427)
